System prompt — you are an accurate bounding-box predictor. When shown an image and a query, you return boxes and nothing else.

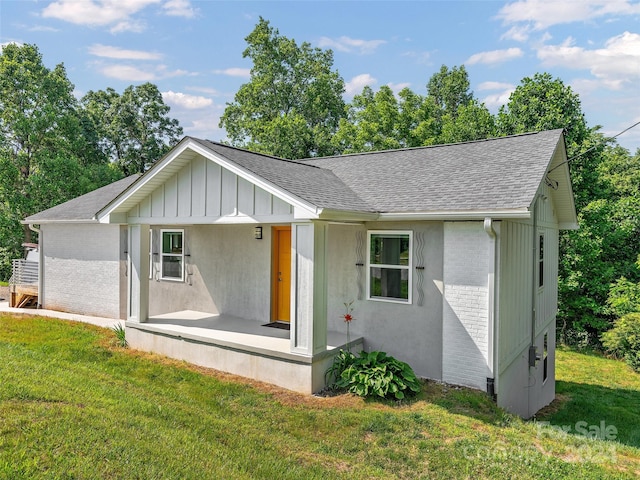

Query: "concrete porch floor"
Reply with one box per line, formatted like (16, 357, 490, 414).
(129, 310, 354, 359)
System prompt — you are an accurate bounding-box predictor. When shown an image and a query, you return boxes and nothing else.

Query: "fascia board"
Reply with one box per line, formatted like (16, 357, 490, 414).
(96, 137, 194, 222)
(376, 210, 531, 221)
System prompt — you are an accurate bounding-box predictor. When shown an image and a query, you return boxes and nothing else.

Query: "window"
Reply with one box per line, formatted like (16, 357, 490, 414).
(367, 231, 412, 303)
(543, 332, 549, 382)
(161, 229, 184, 281)
(538, 233, 544, 288)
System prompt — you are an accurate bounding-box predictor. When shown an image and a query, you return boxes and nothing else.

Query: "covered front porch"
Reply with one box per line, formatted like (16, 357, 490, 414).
(125, 310, 362, 393)
(124, 220, 362, 393)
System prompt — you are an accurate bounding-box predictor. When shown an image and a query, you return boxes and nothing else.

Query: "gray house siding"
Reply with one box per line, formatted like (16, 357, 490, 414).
(148, 224, 273, 320)
(41, 223, 122, 319)
(324, 221, 444, 381)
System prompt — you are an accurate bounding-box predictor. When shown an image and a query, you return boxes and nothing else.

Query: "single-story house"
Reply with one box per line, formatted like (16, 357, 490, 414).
(23, 129, 576, 418)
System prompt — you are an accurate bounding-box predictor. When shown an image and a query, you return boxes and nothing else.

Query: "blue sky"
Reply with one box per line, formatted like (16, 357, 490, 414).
(2, 0, 639, 152)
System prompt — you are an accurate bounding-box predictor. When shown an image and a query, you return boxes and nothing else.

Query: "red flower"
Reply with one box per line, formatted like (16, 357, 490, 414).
(343, 314, 353, 322)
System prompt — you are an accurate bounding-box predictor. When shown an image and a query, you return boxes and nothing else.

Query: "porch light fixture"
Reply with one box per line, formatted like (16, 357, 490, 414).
(254, 226, 263, 240)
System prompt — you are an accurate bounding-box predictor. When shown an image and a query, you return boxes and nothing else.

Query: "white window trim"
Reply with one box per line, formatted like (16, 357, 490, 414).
(160, 228, 185, 282)
(366, 230, 413, 304)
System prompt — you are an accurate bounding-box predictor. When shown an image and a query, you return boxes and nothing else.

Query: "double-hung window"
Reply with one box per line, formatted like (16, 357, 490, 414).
(367, 231, 412, 303)
(161, 229, 184, 281)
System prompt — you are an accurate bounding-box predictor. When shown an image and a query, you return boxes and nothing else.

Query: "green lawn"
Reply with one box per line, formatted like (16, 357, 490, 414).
(1, 314, 639, 479)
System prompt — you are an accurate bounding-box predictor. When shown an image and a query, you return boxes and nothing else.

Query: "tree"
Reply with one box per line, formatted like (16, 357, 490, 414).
(439, 99, 496, 144)
(332, 85, 441, 153)
(0, 43, 120, 279)
(82, 83, 183, 174)
(426, 65, 473, 121)
(219, 17, 346, 159)
(498, 74, 640, 344)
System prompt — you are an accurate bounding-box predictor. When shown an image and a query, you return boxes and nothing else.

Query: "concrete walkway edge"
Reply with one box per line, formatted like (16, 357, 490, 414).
(0, 301, 124, 329)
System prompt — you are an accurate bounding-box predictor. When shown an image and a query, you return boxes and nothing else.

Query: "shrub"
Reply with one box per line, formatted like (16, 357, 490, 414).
(601, 312, 640, 372)
(328, 350, 421, 400)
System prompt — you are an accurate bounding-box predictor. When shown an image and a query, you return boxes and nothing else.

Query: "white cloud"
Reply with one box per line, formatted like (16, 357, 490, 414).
(476, 81, 516, 110)
(28, 25, 60, 32)
(401, 50, 432, 65)
(477, 81, 515, 91)
(496, 0, 640, 30)
(387, 82, 411, 94)
(345, 73, 376, 96)
(318, 36, 386, 54)
(163, 0, 197, 18)
(41, 0, 160, 31)
(88, 44, 162, 60)
(536, 32, 640, 89)
(162, 91, 212, 109)
(213, 68, 251, 78)
(187, 86, 220, 96)
(500, 25, 531, 42)
(482, 89, 516, 110)
(1, 41, 23, 49)
(100, 64, 157, 82)
(466, 47, 524, 65)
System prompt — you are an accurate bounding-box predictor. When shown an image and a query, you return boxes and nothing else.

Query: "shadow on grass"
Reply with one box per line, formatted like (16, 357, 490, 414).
(536, 380, 640, 449)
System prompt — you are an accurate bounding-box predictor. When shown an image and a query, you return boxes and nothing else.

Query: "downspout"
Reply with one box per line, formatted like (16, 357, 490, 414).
(528, 195, 541, 367)
(483, 217, 498, 398)
(28, 224, 43, 308)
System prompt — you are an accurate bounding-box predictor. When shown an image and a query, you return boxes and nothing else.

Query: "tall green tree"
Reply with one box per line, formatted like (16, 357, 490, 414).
(219, 17, 346, 159)
(439, 99, 496, 144)
(332, 86, 440, 153)
(498, 72, 640, 344)
(426, 65, 473, 122)
(82, 83, 183, 174)
(0, 43, 120, 279)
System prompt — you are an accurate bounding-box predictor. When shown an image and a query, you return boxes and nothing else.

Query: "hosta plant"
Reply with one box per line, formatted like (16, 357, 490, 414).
(328, 350, 421, 400)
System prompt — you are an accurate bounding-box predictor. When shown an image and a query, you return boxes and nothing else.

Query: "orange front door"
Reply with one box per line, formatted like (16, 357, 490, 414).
(272, 227, 291, 322)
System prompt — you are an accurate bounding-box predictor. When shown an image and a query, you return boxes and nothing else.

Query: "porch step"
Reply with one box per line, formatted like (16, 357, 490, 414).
(10, 292, 38, 309)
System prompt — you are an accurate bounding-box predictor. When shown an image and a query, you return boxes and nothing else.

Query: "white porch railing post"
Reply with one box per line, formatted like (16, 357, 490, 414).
(128, 224, 150, 323)
(290, 221, 328, 356)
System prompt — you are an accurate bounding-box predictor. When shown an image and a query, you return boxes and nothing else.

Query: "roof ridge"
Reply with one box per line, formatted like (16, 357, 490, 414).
(302, 129, 563, 161)
(189, 137, 325, 170)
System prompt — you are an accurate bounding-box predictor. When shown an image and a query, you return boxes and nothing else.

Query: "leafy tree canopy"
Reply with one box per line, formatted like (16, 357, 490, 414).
(219, 17, 346, 159)
(82, 83, 183, 175)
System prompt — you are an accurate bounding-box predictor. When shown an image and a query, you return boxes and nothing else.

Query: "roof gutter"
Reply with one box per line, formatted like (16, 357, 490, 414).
(377, 209, 530, 221)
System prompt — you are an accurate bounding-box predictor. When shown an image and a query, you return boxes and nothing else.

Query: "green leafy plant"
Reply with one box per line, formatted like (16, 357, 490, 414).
(111, 323, 128, 348)
(332, 350, 421, 400)
(601, 313, 640, 372)
(325, 349, 356, 385)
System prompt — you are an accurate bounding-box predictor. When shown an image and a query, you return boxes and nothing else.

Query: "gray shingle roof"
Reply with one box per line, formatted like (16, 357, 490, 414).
(25, 175, 140, 223)
(191, 139, 375, 212)
(302, 129, 565, 213)
(27, 129, 569, 223)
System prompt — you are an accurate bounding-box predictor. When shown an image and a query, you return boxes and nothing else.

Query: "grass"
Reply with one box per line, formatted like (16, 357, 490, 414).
(1, 314, 640, 479)
(0, 281, 8, 287)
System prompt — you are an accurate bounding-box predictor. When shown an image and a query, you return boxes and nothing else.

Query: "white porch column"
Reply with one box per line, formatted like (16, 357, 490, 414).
(290, 221, 328, 356)
(128, 224, 150, 323)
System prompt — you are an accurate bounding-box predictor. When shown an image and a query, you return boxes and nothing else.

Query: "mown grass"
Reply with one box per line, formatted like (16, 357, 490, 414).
(1, 314, 639, 479)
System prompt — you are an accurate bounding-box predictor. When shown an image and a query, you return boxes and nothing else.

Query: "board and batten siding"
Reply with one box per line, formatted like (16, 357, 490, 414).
(498, 185, 560, 375)
(126, 154, 294, 223)
(442, 221, 492, 390)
